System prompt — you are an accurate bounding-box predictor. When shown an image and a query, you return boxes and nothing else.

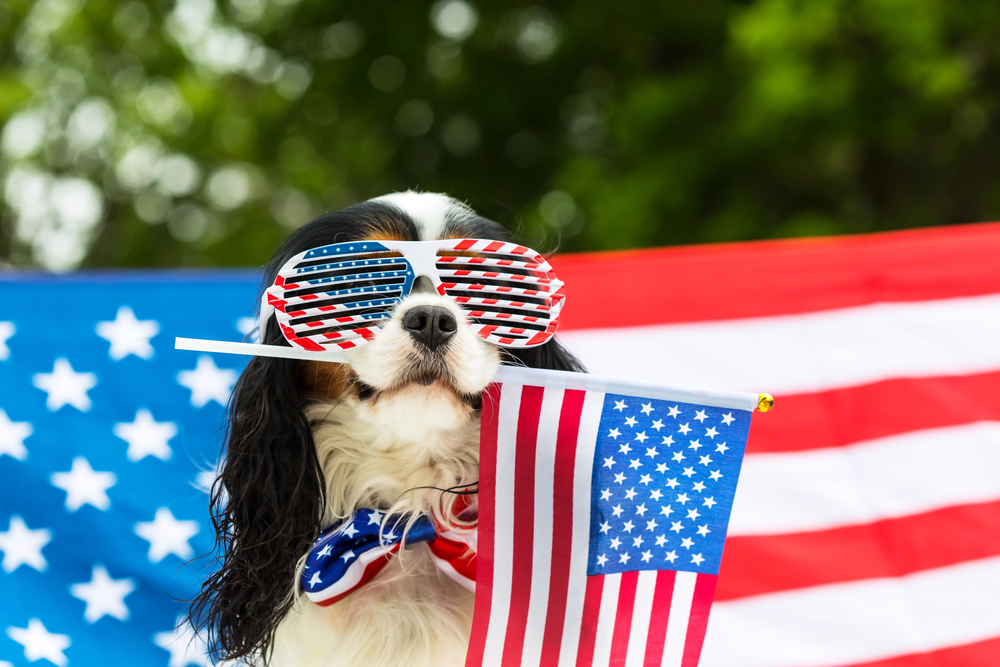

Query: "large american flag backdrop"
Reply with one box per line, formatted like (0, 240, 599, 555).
(2, 220, 999, 666)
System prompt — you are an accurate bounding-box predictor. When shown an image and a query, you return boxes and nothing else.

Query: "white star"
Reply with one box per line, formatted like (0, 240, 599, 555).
(384, 529, 397, 541)
(650, 489, 663, 501)
(705, 426, 719, 439)
(0, 410, 32, 461)
(703, 496, 717, 508)
(317, 544, 333, 558)
(114, 409, 177, 462)
(716, 442, 729, 454)
(646, 518, 658, 531)
(95, 306, 160, 360)
(665, 550, 678, 563)
(612, 504, 624, 517)
(624, 488, 637, 501)
(651, 419, 664, 431)
(697, 525, 711, 537)
(607, 428, 621, 440)
(342, 523, 359, 539)
(32, 358, 98, 412)
(659, 505, 673, 517)
(600, 488, 611, 501)
(655, 463, 668, 474)
(677, 423, 691, 435)
(634, 431, 648, 443)
(609, 537, 621, 550)
(639, 474, 652, 486)
(624, 416, 638, 427)
(0, 516, 52, 572)
(154, 618, 213, 667)
(176, 355, 237, 408)
(340, 549, 356, 562)
(368, 509, 385, 525)
(682, 467, 696, 478)
(641, 550, 653, 563)
(50, 457, 116, 512)
(699, 455, 713, 467)
(635, 503, 648, 516)
(688, 440, 702, 451)
(710, 470, 723, 481)
(614, 400, 628, 412)
(70, 565, 135, 623)
(692, 481, 706, 492)
(670, 521, 683, 533)
(618, 443, 632, 454)
(632, 535, 644, 548)
(645, 447, 658, 458)
(629, 459, 642, 470)
(687, 508, 701, 520)
(599, 521, 611, 534)
(671, 452, 685, 462)
(6, 618, 71, 666)
(622, 520, 635, 533)
(640, 403, 654, 415)
(134, 508, 199, 563)
(614, 472, 626, 484)
(236, 316, 258, 338)
(665, 477, 679, 489)
(596, 554, 608, 567)
(661, 435, 674, 447)
(676, 493, 690, 504)
(721, 412, 735, 425)
(308, 572, 323, 586)
(0, 321, 14, 360)
(681, 537, 694, 549)
(655, 534, 667, 547)
(694, 410, 708, 422)
(603, 456, 616, 469)
(691, 553, 705, 565)
(667, 406, 680, 418)
(619, 552, 631, 564)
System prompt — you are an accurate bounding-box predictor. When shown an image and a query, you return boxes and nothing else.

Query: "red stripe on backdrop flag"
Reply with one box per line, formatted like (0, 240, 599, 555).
(540, 222, 1000, 667)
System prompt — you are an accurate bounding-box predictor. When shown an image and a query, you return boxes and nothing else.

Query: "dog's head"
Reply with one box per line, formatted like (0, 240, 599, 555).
(192, 192, 583, 663)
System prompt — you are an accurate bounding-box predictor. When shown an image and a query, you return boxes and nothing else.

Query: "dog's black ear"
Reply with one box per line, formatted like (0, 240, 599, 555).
(189, 319, 323, 664)
(503, 336, 586, 373)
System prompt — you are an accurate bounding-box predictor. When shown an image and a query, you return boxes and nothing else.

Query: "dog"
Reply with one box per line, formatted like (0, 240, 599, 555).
(190, 192, 583, 666)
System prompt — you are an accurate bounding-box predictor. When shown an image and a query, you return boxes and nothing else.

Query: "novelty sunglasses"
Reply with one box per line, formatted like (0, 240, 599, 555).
(176, 238, 565, 363)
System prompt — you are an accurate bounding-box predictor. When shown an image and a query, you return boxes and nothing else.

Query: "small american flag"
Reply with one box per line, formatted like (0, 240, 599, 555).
(466, 367, 760, 667)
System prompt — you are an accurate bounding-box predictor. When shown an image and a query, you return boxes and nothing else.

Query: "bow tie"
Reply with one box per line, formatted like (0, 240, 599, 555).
(302, 508, 477, 606)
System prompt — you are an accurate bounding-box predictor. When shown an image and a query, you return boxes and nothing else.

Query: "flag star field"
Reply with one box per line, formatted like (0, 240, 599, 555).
(0, 273, 256, 666)
(588, 396, 751, 577)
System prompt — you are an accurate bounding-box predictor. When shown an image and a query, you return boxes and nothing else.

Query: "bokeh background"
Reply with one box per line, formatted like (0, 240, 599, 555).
(2, 0, 999, 271)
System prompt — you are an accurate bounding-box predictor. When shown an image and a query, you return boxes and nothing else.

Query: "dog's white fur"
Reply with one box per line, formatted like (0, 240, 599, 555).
(270, 195, 500, 667)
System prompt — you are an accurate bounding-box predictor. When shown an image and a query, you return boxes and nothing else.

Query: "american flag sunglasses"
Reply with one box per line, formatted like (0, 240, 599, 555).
(259, 238, 565, 351)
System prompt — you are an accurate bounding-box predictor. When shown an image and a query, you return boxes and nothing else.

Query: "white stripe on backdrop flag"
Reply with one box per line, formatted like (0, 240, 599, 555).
(465, 367, 764, 667)
(546, 222, 1000, 667)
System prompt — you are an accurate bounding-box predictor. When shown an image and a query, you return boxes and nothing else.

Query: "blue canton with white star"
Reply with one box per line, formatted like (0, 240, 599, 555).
(0, 272, 258, 666)
(587, 394, 752, 577)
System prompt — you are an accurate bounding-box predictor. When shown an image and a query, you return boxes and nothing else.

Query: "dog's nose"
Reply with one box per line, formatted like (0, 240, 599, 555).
(402, 305, 457, 351)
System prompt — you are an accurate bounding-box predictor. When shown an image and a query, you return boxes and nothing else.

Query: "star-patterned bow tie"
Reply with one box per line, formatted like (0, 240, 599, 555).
(302, 508, 477, 606)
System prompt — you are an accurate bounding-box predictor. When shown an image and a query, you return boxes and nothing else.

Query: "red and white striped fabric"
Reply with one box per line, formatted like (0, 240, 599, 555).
(545, 222, 1000, 667)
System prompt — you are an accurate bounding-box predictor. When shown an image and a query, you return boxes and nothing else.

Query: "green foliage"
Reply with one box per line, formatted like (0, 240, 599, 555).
(1, 0, 998, 270)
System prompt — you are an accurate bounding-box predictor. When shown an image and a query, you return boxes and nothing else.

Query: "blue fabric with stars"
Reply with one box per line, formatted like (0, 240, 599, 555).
(302, 510, 436, 595)
(587, 394, 752, 577)
(0, 271, 257, 666)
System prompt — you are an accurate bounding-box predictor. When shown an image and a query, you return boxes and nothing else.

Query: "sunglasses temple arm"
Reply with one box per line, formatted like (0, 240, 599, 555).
(174, 337, 349, 364)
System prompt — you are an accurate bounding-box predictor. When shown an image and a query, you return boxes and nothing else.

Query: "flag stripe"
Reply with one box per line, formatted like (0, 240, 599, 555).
(592, 573, 623, 667)
(575, 574, 605, 667)
(679, 574, 716, 667)
(747, 371, 1000, 454)
(609, 571, 639, 666)
(624, 570, 658, 667)
(551, 223, 1000, 330)
(701, 555, 1000, 667)
(642, 571, 676, 667)
(500, 385, 545, 667)
(839, 636, 1000, 667)
(660, 571, 697, 667)
(717, 499, 1000, 600)
(560, 293, 1000, 395)
(478, 382, 523, 667)
(728, 421, 1000, 536)
(520, 388, 565, 667)
(540, 390, 587, 667)
(465, 382, 503, 667)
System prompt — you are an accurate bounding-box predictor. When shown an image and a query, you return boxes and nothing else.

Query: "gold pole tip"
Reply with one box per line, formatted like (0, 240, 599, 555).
(757, 393, 775, 412)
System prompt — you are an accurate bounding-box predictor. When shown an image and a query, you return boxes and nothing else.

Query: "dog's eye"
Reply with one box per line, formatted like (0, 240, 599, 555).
(357, 382, 375, 401)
